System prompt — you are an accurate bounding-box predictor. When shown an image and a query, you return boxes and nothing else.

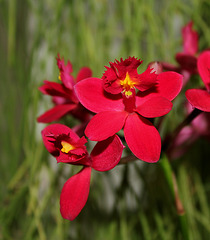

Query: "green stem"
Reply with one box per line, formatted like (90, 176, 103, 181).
(160, 154, 189, 240)
(160, 154, 175, 199)
(162, 108, 202, 153)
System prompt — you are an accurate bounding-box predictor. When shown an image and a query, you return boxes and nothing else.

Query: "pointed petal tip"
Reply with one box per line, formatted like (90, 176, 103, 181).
(124, 114, 161, 163)
(60, 167, 92, 221)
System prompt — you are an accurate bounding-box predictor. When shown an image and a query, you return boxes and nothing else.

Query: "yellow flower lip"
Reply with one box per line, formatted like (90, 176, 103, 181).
(120, 72, 137, 97)
(61, 141, 75, 153)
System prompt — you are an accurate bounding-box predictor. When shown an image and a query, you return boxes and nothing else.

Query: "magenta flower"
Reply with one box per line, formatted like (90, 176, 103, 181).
(186, 50, 210, 112)
(42, 123, 124, 220)
(75, 57, 183, 163)
(37, 54, 92, 123)
(175, 21, 198, 73)
(162, 21, 198, 84)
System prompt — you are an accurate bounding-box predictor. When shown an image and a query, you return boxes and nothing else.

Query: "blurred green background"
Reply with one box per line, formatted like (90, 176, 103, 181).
(1, 0, 210, 239)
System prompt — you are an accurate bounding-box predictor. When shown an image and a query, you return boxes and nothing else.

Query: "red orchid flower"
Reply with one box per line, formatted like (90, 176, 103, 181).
(42, 123, 124, 220)
(162, 21, 198, 84)
(175, 21, 198, 73)
(75, 57, 183, 163)
(186, 50, 210, 112)
(37, 54, 92, 123)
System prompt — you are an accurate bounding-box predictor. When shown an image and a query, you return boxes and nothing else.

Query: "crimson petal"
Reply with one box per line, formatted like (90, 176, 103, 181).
(60, 72, 75, 90)
(157, 72, 183, 101)
(182, 21, 198, 55)
(39, 80, 71, 99)
(124, 114, 161, 163)
(175, 53, 197, 73)
(91, 135, 124, 171)
(76, 67, 92, 82)
(85, 111, 128, 141)
(37, 104, 77, 123)
(136, 72, 183, 106)
(136, 96, 173, 118)
(74, 77, 124, 113)
(197, 50, 210, 92)
(136, 66, 157, 91)
(185, 89, 210, 112)
(60, 167, 91, 221)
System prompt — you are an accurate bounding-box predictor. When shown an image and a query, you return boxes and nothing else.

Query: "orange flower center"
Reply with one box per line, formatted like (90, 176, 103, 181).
(61, 141, 75, 153)
(120, 72, 137, 97)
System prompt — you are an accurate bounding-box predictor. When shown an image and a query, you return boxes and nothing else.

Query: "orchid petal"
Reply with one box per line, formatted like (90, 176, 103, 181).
(185, 89, 210, 112)
(157, 72, 183, 101)
(56, 55, 75, 90)
(136, 72, 183, 106)
(60, 72, 75, 90)
(197, 50, 210, 92)
(136, 66, 157, 91)
(60, 167, 91, 221)
(175, 53, 197, 73)
(91, 135, 124, 171)
(136, 96, 173, 118)
(124, 114, 161, 163)
(182, 21, 198, 55)
(85, 111, 128, 141)
(74, 77, 124, 113)
(76, 67, 92, 82)
(37, 104, 77, 123)
(56, 54, 73, 74)
(39, 80, 71, 99)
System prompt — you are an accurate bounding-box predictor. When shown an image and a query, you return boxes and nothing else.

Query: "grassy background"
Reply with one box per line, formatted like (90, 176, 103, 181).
(0, 0, 210, 239)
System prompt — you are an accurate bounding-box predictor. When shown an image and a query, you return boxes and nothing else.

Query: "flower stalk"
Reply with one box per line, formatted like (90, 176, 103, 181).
(160, 154, 189, 240)
(162, 108, 202, 153)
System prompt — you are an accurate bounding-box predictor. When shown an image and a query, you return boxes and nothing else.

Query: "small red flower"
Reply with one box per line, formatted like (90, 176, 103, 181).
(37, 54, 92, 123)
(42, 123, 88, 164)
(75, 57, 183, 163)
(162, 21, 199, 85)
(42, 123, 124, 220)
(186, 50, 210, 112)
(175, 21, 198, 73)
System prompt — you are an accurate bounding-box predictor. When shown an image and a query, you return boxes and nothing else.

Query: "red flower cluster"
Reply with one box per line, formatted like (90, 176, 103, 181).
(38, 21, 210, 220)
